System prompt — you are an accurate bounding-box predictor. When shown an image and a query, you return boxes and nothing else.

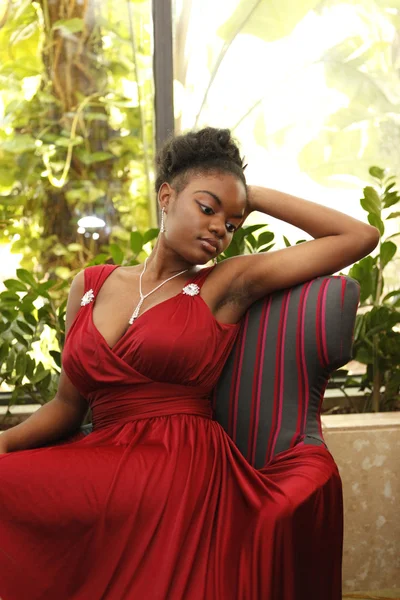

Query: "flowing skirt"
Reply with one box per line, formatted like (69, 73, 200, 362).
(0, 414, 342, 600)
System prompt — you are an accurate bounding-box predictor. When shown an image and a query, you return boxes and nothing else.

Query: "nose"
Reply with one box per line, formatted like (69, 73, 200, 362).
(208, 216, 225, 238)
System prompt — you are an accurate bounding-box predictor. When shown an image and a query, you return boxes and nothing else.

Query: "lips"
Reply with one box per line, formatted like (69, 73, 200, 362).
(200, 238, 219, 253)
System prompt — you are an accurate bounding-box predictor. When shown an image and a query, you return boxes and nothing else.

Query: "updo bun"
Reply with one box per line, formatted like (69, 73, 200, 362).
(155, 127, 247, 193)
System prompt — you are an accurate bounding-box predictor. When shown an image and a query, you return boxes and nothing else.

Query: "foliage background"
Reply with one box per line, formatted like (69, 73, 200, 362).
(0, 0, 155, 280)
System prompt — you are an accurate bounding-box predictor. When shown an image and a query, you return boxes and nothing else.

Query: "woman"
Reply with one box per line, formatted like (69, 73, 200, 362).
(0, 127, 378, 599)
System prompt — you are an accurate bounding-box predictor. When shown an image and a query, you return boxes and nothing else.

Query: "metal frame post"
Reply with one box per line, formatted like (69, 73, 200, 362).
(152, 0, 174, 156)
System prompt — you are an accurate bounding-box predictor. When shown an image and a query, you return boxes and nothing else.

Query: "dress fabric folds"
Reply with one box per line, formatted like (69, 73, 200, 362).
(0, 264, 342, 600)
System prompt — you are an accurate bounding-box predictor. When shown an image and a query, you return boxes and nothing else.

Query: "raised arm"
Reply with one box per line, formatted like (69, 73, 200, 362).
(0, 271, 89, 454)
(217, 185, 379, 306)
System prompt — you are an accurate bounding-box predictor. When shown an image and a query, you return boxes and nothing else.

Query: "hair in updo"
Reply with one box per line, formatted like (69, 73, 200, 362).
(155, 127, 247, 195)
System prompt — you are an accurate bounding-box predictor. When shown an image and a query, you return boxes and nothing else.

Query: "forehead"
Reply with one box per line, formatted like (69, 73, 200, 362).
(185, 172, 247, 205)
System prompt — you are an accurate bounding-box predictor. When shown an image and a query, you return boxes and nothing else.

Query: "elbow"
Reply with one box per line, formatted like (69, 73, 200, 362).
(363, 226, 380, 252)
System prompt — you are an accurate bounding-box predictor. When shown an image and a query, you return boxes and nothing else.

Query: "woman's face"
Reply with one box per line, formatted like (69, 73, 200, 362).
(159, 171, 247, 265)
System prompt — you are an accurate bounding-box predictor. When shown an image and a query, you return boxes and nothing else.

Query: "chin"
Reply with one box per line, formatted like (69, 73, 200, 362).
(200, 254, 215, 265)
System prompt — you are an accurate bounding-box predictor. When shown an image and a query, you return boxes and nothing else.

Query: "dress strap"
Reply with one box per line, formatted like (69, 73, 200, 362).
(189, 265, 216, 290)
(83, 264, 116, 296)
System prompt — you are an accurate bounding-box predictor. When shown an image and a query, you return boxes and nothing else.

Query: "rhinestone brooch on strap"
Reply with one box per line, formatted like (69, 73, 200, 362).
(80, 289, 95, 306)
(182, 283, 200, 296)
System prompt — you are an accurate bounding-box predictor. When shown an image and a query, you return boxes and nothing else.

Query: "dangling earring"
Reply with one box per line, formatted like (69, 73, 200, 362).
(160, 207, 165, 233)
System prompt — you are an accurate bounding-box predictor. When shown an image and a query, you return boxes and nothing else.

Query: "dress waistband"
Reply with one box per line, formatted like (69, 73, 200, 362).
(91, 397, 213, 430)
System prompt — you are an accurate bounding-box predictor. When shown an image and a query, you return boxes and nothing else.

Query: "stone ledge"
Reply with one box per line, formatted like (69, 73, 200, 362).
(0, 404, 41, 415)
(2, 406, 399, 428)
(322, 412, 400, 431)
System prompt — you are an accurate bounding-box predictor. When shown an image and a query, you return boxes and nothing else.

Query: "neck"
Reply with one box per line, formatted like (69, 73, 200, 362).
(144, 238, 199, 280)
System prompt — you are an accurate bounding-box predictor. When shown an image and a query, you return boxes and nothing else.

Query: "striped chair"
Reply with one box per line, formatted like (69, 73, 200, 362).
(211, 274, 360, 467)
(80, 274, 360, 466)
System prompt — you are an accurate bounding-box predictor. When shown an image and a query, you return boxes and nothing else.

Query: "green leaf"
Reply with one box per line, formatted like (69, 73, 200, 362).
(0, 341, 9, 363)
(37, 304, 51, 322)
(383, 191, 400, 209)
(387, 211, 400, 219)
(37, 279, 55, 293)
(223, 236, 243, 258)
(382, 290, 400, 304)
(16, 320, 34, 335)
(31, 367, 51, 384)
(349, 256, 376, 302)
(0, 322, 10, 335)
(110, 244, 124, 265)
(20, 292, 38, 312)
(89, 253, 109, 265)
(6, 350, 15, 373)
(380, 241, 397, 270)
(3, 279, 27, 293)
(0, 134, 37, 154)
(52, 18, 84, 35)
(16, 268, 36, 287)
(7, 387, 20, 406)
(15, 352, 27, 379)
(23, 312, 37, 327)
(257, 231, 274, 248)
(25, 355, 35, 379)
(143, 228, 159, 244)
(0, 290, 20, 303)
(367, 213, 384, 236)
(130, 231, 143, 255)
(49, 350, 61, 368)
(12, 331, 28, 348)
(384, 182, 396, 194)
(244, 234, 257, 250)
(283, 236, 291, 247)
(35, 372, 52, 392)
(361, 187, 381, 216)
(354, 345, 374, 364)
(369, 166, 385, 180)
(258, 243, 275, 253)
(242, 224, 267, 236)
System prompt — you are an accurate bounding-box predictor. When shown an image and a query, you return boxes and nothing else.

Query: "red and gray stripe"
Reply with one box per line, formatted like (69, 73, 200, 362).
(213, 275, 360, 469)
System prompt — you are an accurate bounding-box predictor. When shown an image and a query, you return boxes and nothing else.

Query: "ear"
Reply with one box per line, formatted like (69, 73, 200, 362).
(158, 182, 174, 212)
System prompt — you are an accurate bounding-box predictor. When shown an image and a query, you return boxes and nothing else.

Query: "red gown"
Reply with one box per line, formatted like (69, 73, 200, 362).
(0, 264, 342, 600)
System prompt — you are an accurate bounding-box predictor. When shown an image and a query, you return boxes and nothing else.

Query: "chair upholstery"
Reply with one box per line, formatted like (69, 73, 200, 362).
(80, 275, 360, 469)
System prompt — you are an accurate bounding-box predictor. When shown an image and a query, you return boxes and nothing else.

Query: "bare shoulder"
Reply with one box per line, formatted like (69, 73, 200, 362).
(65, 270, 86, 331)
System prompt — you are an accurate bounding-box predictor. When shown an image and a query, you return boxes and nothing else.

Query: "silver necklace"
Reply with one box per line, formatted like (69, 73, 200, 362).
(128, 257, 189, 324)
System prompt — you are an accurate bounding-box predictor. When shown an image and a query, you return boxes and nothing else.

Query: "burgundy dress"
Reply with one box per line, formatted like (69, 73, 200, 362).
(0, 264, 341, 599)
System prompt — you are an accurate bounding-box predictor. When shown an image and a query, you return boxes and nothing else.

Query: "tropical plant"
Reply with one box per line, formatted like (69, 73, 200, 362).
(338, 167, 400, 412)
(0, 0, 154, 279)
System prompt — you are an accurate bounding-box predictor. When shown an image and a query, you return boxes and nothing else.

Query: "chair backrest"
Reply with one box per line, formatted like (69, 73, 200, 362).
(211, 275, 360, 469)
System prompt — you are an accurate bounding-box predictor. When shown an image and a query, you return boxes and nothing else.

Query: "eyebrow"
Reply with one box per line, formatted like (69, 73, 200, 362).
(194, 190, 244, 219)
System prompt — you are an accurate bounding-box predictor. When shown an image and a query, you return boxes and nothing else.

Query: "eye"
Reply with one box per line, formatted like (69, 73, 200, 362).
(199, 204, 236, 233)
(199, 204, 214, 216)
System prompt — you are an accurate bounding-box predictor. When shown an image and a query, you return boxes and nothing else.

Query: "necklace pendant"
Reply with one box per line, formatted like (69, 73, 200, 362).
(127, 257, 190, 325)
(129, 299, 143, 324)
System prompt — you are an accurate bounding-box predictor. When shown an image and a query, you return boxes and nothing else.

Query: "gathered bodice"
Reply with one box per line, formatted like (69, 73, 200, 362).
(62, 264, 241, 429)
